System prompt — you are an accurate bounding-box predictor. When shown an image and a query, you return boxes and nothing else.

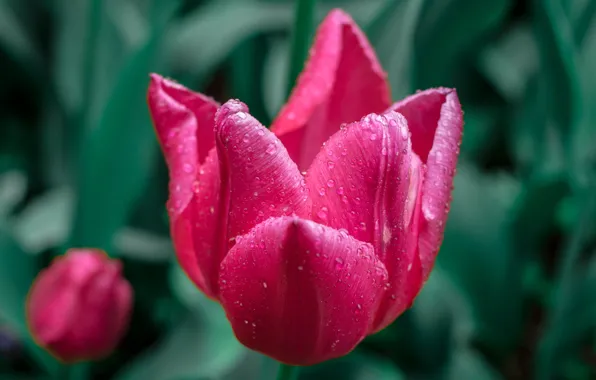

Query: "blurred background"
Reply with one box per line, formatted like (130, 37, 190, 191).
(1, 0, 595, 379)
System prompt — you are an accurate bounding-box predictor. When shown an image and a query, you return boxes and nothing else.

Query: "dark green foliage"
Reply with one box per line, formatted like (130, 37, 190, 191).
(0, 0, 595, 379)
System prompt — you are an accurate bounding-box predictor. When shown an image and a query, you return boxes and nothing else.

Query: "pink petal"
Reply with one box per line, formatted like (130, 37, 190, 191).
(147, 74, 218, 217)
(271, 9, 391, 170)
(218, 216, 388, 365)
(148, 75, 221, 296)
(214, 100, 311, 257)
(389, 89, 463, 278)
(306, 111, 424, 331)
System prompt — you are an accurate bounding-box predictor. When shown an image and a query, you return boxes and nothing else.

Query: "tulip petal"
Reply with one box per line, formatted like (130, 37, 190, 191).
(214, 100, 311, 254)
(306, 111, 424, 331)
(148, 75, 221, 296)
(271, 9, 391, 170)
(219, 216, 388, 365)
(390, 89, 463, 278)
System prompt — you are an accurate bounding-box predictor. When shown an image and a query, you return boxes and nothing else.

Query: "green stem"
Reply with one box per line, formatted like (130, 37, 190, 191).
(276, 363, 300, 380)
(286, 0, 316, 96)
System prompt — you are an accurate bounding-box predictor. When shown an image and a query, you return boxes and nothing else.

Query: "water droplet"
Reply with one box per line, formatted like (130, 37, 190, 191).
(297, 265, 304, 271)
(370, 133, 377, 141)
(253, 191, 259, 197)
(237, 111, 247, 120)
(381, 147, 387, 155)
(359, 222, 367, 231)
(183, 163, 193, 173)
(266, 143, 276, 155)
(400, 127, 408, 140)
(327, 161, 335, 169)
(257, 129, 265, 136)
(354, 197, 361, 204)
(341, 148, 348, 156)
(244, 320, 249, 324)
(262, 281, 268, 289)
(336, 186, 344, 195)
(341, 195, 349, 204)
(357, 303, 362, 310)
(192, 180, 200, 193)
(317, 207, 328, 220)
(318, 187, 326, 196)
(242, 133, 250, 142)
(326, 179, 335, 188)
(335, 257, 344, 268)
(391, 294, 397, 300)
(209, 206, 215, 214)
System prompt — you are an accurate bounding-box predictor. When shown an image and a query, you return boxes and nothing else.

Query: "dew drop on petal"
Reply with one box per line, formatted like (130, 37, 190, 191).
(326, 179, 335, 188)
(266, 143, 276, 155)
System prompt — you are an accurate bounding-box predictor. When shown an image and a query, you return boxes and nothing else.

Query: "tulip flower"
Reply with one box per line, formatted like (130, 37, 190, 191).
(26, 249, 133, 363)
(148, 9, 462, 366)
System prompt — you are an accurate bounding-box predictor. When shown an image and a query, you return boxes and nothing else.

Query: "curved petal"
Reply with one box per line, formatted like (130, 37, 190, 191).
(271, 9, 391, 170)
(148, 74, 218, 164)
(306, 111, 424, 331)
(389, 88, 463, 278)
(148, 75, 221, 296)
(214, 100, 311, 263)
(218, 216, 388, 366)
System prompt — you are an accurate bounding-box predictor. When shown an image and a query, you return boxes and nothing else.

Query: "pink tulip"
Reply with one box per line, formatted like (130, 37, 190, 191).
(26, 249, 133, 363)
(148, 9, 462, 366)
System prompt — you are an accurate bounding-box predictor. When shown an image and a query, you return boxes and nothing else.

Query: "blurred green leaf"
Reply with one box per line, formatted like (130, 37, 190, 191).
(300, 352, 405, 380)
(367, 0, 426, 100)
(509, 174, 570, 257)
(444, 348, 502, 380)
(415, 0, 512, 89)
(114, 227, 173, 262)
(477, 24, 539, 102)
(263, 37, 290, 118)
(0, 228, 35, 332)
(536, 190, 596, 379)
(439, 165, 523, 352)
(114, 265, 246, 380)
(166, 1, 294, 85)
(287, 0, 316, 95)
(12, 187, 73, 254)
(532, 0, 582, 161)
(0, 0, 41, 72)
(0, 170, 26, 220)
(68, 3, 179, 251)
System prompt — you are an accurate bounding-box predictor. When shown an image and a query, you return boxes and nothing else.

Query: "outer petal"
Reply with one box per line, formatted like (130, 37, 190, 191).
(271, 9, 391, 170)
(389, 89, 463, 279)
(213, 100, 311, 277)
(219, 217, 388, 366)
(306, 111, 424, 331)
(148, 75, 220, 296)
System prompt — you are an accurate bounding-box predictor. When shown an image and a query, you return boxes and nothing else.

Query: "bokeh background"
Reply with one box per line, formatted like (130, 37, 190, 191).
(1, 0, 595, 379)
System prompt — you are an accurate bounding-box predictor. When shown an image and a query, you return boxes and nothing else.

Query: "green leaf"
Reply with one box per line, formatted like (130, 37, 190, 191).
(68, 5, 178, 251)
(263, 37, 290, 119)
(114, 265, 247, 380)
(287, 0, 316, 95)
(0, 228, 35, 332)
(536, 190, 596, 379)
(477, 23, 539, 101)
(438, 165, 524, 352)
(366, 0, 426, 100)
(532, 0, 582, 158)
(0, 170, 27, 220)
(414, 0, 513, 89)
(0, 0, 42, 74)
(113, 227, 173, 262)
(165, 1, 295, 84)
(300, 352, 406, 380)
(509, 174, 570, 257)
(11, 187, 73, 254)
(445, 348, 502, 380)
